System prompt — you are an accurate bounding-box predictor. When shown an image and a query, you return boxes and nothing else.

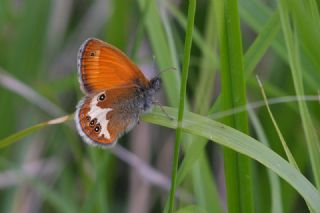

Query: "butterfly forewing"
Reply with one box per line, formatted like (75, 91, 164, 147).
(77, 38, 149, 94)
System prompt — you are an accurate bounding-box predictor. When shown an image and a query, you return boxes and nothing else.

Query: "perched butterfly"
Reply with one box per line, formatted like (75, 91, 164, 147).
(75, 38, 161, 147)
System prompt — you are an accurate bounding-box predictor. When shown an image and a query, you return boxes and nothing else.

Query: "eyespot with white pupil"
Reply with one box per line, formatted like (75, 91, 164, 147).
(98, 94, 105, 101)
(94, 125, 100, 132)
(89, 118, 96, 126)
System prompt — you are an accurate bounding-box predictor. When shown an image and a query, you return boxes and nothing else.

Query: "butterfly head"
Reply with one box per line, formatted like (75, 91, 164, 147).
(149, 76, 161, 92)
(136, 77, 161, 112)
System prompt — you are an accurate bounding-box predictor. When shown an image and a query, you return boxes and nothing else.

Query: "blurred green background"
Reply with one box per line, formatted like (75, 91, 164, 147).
(0, 0, 320, 212)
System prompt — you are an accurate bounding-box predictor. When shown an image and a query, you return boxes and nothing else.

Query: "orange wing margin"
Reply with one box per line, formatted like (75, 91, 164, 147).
(77, 38, 149, 94)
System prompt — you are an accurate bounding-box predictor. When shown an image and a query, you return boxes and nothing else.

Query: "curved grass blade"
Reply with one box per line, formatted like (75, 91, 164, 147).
(0, 115, 72, 149)
(1, 107, 320, 210)
(257, 77, 298, 168)
(142, 107, 320, 211)
(248, 109, 283, 213)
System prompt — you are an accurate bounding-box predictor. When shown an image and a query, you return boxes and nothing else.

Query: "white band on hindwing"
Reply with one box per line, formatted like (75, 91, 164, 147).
(87, 92, 113, 139)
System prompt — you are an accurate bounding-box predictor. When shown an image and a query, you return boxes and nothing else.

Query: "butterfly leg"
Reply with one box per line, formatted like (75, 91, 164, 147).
(152, 100, 174, 120)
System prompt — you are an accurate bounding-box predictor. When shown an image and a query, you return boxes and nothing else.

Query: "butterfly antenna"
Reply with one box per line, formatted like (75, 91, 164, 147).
(152, 55, 156, 74)
(156, 66, 177, 78)
(152, 55, 177, 78)
(153, 100, 174, 120)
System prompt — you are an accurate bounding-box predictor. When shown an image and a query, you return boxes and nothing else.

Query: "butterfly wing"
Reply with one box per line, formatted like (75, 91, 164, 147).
(77, 38, 149, 94)
(75, 87, 141, 147)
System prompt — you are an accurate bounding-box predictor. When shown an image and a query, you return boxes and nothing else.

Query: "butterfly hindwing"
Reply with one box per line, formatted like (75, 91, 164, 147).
(75, 87, 140, 147)
(77, 38, 149, 94)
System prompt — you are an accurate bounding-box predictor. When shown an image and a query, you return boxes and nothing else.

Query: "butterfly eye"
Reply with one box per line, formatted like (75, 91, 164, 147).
(90, 51, 95, 57)
(94, 125, 100, 133)
(89, 118, 96, 126)
(98, 94, 105, 101)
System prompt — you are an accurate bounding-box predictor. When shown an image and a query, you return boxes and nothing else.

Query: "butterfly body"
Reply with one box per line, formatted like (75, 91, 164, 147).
(75, 38, 160, 147)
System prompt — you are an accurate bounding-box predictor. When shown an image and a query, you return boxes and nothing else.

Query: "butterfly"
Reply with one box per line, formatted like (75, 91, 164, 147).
(74, 38, 161, 147)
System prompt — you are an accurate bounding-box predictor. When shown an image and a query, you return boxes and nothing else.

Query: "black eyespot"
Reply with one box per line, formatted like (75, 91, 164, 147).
(98, 94, 105, 101)
(94, 125, 100, 132)
(90, 51, 95, 56)
(89, 118, 96, 126)
(86, 116, 91, 121)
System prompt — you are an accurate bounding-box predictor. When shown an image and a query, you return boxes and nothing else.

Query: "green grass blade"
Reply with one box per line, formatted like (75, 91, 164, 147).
(278, 0, 320, 189)
(129, 0, 153, 59)
(244, 10, 280, 75)
(165, 2, 219, 70)
(192, 154, 222, 213)
(240, 0, 320, 90)
(0, 115, 71, 149)
(239, 0, 287, 61)
(2, 107, 320, 210)
(176, 205, 208, 213)
(193, 0, 217, 113)
(257, 78, 298, 168)
(159, 1, 181, 71)
(290, 1, 320, 73)
(169, 0, 196, 212)
(164, 2, 227, 211)
(218, 0, 253, 212)
(162, 5, 222, 210)
(0, 123, 47, 148)
(142, 107, 320, 211)
(248, 109, 283, 213)
(189, 1, 222, 211)
(81, 149, 111, 213)
(137, 0, 181, 107)
(304, 0, 320, 21)
(257, 77, 315, 213)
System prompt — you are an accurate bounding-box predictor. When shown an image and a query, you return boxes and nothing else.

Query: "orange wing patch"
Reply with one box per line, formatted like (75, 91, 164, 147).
(77, 38, 149, 94)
